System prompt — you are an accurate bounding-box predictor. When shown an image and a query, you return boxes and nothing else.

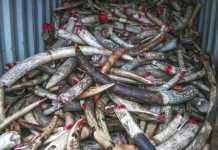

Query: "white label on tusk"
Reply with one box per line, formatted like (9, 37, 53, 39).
(119, 18, 127, 23)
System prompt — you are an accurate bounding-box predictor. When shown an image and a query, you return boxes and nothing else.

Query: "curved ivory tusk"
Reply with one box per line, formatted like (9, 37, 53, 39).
(156, 120, 200, 150)
(150, 114, 182, 146)
(0, 98, 47, 132)
(75, 45, 198, 105)
(0, 46, 132, 88)
(25, 112, 59, 150)
(46, 57, 77, 89)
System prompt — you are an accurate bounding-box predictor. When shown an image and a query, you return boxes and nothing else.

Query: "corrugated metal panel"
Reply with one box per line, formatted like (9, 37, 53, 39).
(0, 0, 61, 76)
(193, 0, 218, 67)
(0, 0, 217, 77)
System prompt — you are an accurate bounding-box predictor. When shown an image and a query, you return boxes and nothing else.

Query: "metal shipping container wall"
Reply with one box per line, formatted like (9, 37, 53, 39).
(0, 0, 62, 76)
(193, 0, 218, 69)
(0, 0, 218, 77)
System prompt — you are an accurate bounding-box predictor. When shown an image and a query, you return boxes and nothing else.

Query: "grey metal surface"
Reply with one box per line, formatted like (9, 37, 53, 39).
(0, 0, 62, 76)
(193, 0, 218, 68)
(0, 0, 218, 77)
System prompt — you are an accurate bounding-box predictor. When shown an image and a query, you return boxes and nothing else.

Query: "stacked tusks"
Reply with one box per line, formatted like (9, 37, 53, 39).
(185, 57, 217, 149)
(115, 104, 200, 150)
(44, 130, 70, 150)
(149, 114, 183, 146)
(0, 1, 217, 149)
(0, 46, 132, 88)
(115, 104, 156, 150)
(156, 120, 200, 150)
(0, 98, 47, 132)
(107, 92, 165, 121)
(75, 45, 199, 105)
(24, 112, 59, 150)
(84, 99, 136, 150)
(66, 118, 86, 150)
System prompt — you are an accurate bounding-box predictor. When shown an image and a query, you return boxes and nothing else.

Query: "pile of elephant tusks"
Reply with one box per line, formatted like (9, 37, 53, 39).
(0, 0, 217, 150)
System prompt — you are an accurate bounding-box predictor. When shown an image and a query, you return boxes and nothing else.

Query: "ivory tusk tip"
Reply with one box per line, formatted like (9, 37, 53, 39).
(115, 104, 126, 109)
(38, 98, 48, 105)
(187, 119, 199, 127)
(46, 83, 55, 89)
(106, 83, 115, 87)
(149, 82, 156, 86)
(76, 118, 86, 126)
(94, 96, 99, 103)
(157, 115, 165, 121)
